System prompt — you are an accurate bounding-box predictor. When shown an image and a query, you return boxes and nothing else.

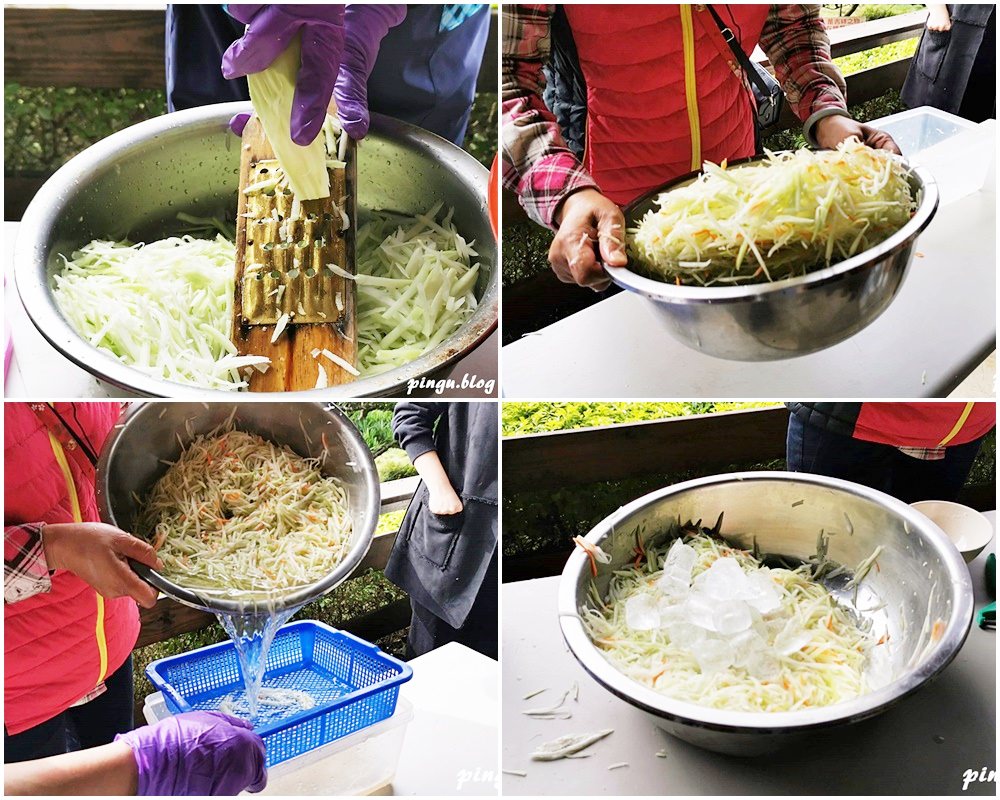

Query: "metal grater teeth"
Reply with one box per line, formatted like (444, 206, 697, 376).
(241, 162, 350, 325)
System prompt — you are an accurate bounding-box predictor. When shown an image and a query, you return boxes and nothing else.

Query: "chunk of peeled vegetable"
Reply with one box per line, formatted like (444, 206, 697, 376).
(247, 33, 330, 200)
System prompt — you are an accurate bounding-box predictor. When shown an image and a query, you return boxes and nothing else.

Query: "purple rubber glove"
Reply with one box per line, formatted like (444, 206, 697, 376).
(222, 5, 346, 146)
(115, 711, 267, 796)
(335, 4, 406, 139)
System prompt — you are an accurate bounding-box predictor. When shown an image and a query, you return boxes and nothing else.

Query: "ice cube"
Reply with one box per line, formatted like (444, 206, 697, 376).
(743, 649, 780, 680)
(694, 637, 736, 674)
(745, 571, 782, 614)
(713, 601, 752, 636)
(667, 620, 706, 649)
(664, 540, 698, 574)
(682, 590, 718, 631)
(656, 596, 684, 625)
(729, 629, 767, 664)
(625, 593, 660, 631)
(656, 568, 691, 598)
(697, 557, 752, 601)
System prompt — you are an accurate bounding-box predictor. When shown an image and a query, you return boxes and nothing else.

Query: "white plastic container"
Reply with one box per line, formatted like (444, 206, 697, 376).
(143, 693, 413, 795)
(874, 106, 977, 154)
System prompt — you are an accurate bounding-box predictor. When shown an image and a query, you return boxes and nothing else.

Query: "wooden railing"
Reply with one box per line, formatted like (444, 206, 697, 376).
(3, 3, 499, 219)
(756, 10, 927, 132)
(136, 476, 419, 648)
(503, 407, 995, 581)
(4, 4, 499, 91)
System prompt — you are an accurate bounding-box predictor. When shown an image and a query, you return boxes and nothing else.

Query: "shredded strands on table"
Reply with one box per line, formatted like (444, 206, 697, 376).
(137, 425, 351, 592)
(581, 526, 873, 712)
(530, 729, 614, 762)
(629, 139, 915, 286)
(522, 682, 578, 720)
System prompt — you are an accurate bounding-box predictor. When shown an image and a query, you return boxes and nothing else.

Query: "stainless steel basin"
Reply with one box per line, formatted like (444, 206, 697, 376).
(558, 471, 974, 755)
(96, 402, 380, 615)
(15, 103, 496, 396)
(609, 157, 939, 361)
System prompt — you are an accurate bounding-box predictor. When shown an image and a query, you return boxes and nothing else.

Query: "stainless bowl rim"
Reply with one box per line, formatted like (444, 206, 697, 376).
(14, 102, 497, 398)
(96, 401, 381, 615)
(558, 470, 974, 733)
(606, 155, 939, 304)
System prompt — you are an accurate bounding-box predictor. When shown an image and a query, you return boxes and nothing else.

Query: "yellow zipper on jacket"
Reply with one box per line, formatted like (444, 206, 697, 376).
(937, 402, 976, 446)
(47, 428, 109, 686)
(680, 4, 702, 171)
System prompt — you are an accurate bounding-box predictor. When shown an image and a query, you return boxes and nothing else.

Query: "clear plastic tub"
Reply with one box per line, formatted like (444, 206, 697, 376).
(873, 107, 978, 156)
(144, 693, 413, 795)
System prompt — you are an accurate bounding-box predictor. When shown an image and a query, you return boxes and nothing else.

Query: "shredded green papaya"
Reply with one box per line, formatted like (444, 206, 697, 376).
(629, 139, 915, 286)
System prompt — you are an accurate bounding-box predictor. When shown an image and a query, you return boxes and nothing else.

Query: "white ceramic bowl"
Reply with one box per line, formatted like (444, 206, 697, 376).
(910, 500, 994, 563)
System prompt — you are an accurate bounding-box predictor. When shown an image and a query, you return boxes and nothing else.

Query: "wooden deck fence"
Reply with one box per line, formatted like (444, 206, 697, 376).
(3, 3, 499, 218)
(502, 407, 995, 581)
(137, 475, 418, 648)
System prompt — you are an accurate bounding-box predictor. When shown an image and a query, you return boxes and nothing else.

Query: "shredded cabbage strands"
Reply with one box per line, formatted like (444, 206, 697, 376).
(582, 531, 873, 712)
(137, 427, 351, 592)
(355, 201, 480, 375)
(55, 205, 478, 388)
(630, 139, 915, 286)
(52, 236, 265, 391)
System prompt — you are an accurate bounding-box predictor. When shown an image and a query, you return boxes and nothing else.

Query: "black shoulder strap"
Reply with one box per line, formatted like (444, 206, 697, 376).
(706, 4, 772, 97)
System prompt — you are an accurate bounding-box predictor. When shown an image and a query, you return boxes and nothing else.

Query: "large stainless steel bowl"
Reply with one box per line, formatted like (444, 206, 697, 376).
(608, 157, 939, 361)
(558, 472, 973, 755)
(15, 103, 496, 396)
(96, 402, 380, 615)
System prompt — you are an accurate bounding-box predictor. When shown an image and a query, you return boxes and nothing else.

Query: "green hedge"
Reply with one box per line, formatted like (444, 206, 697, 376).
(504, 424, 996, 559)
(4, 86, 495, 174)
(502, 402, 781, 437)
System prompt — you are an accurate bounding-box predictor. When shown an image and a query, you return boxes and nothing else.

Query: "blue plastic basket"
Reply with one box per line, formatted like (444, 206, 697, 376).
(145, 620, 412, 767)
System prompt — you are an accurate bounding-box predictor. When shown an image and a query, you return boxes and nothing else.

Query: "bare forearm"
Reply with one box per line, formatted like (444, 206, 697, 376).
(412, 451, 464, 514)
(412, 451, 454, 495)
(5, 741, 138, 796)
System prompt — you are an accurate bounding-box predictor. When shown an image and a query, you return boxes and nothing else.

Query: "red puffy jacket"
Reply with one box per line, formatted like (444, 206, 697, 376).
(563, 4, 768, 205)
(788, 402, 996, 448)
(4, 403, 140, 735)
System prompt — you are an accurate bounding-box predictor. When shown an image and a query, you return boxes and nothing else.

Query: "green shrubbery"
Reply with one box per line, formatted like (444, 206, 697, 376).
(502, 402, 780, 436)
(4, 86, 495, 174)
(376, 448, 418, 481)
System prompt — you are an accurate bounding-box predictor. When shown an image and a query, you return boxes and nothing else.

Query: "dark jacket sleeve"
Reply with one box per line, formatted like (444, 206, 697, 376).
(392, 403, 446, 463)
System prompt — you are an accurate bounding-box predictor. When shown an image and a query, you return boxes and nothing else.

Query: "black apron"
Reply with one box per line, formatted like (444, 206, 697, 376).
(902, 4, 996, 122)
(384, 403, 498, 650)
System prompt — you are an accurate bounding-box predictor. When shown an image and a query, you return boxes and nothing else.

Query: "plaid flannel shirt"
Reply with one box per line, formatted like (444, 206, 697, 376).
(5, 523, 51, 604)
(897, 446, 947, 461)
(502, 4, 848, 228)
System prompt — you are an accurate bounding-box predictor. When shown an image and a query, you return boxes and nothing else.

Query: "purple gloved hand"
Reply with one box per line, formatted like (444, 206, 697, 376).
(335, 4, 406, 139)
(115, 711, 267, 796)
(222, 5, 346, 146)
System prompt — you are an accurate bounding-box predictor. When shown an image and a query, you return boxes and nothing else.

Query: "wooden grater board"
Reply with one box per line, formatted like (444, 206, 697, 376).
(231, 115, 357, 392)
